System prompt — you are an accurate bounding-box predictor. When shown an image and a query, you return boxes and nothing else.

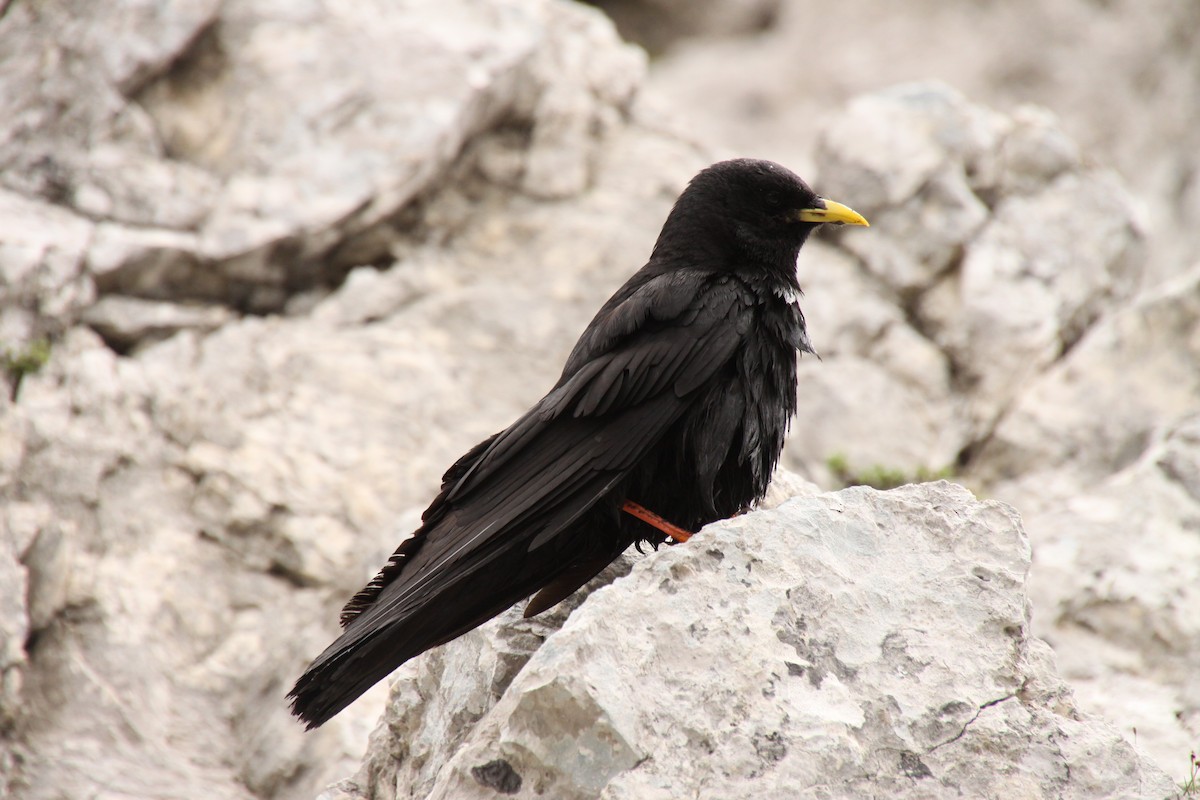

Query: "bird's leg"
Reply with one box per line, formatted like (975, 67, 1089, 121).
(620, 500, 693, 543)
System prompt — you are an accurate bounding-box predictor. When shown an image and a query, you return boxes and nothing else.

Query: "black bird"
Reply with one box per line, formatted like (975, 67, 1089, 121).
(289, 158, 868, 728)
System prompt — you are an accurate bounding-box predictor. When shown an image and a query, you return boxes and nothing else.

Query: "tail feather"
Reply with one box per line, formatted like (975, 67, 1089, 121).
(288, 624, 413, 729)
(288, 548, 551, 728)
(289, 588, 518, 728)
(286, 408, 672, 727)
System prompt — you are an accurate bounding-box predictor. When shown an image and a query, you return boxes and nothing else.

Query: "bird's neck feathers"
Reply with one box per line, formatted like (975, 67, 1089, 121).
(649, 193, 730, 269)
(650, 200, 811, 284)
(732, 221, 810, 287)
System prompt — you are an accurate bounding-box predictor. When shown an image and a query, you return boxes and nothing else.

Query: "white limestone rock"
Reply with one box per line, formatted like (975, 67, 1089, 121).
(925, 169, 1143, 427)
(995, 106, 1083, 196)
(817, 83, 1003, 214)
(980, 265, 1200, 486)
(324, 481, 1174, 800)
(780, 238, 967, 483)
(1, 0, 1192, 795)
(784, 356, 965, 486)
(0, 0, 644, 318)
(643, 0, 1200, 288)
(81, 295, 233, 351)
(0, 2, 668, 797)
(816, 84, 1143, 432)
(0, 102, 709, 800)
(1023, 414, 1200, 776)
(0, 189, 96, 346)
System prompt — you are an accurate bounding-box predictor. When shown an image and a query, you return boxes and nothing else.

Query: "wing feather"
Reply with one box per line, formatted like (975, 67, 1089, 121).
(292, 270, 762, 727)
(337, 272, 752, 628)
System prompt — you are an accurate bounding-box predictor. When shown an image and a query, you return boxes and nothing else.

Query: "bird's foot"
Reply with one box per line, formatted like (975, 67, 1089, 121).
(621, 500, 693, 543)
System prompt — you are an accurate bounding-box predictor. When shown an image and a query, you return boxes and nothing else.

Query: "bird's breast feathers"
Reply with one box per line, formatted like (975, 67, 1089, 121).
(770, 281, 801, 306)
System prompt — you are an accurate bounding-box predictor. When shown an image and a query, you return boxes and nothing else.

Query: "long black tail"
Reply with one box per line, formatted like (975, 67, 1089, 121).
(288, 619, 418, 729)
(287, 423, 646, 727)
(288, 568, 538, 728)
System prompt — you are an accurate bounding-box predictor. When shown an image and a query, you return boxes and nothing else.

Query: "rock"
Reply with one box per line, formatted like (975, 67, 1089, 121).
(85, 223, 206, 301)
(995, 106, 1083, 195)
(0, 1, 672, 797)
(321, 473, 819, 800)
(816, 83, 1004, 218)
(1023, 414, 1200, 775)
(783, 356, 965, 486)
(929, 170, 1142, 424)
(979, 265, 1200, 486)
(324, 554, 638, 800)
(0, 502, 37, 729)
(769, 84, 1141, 485)
(587, 0, 783, 54)
(644, 0, 1200, 285)
(0, 189, 96, 346)
(324, 480, 1174, 800)
(800, 85, 1188, 773)
(2, 0, 1195, 795)
(815, 83, 1144, 432)
(81, 295, 233, 352)
(771, 240, 965, 483)
(1, 0, 644, 320)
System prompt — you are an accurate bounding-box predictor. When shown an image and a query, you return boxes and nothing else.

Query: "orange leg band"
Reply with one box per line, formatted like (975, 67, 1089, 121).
(621, 500, 693, 543)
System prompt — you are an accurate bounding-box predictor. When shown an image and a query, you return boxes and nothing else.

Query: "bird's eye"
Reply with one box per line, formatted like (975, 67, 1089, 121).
(764, 191, 783, 209)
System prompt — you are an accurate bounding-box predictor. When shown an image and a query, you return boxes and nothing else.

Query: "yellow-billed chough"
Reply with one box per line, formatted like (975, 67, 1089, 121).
(289, 158, 868, 728)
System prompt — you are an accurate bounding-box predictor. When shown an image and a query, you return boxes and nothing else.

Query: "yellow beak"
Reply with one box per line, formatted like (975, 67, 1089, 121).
(796, 199, 870, 227)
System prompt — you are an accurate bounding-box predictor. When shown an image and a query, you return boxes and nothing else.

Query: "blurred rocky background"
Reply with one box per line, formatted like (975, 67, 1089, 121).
(0, 0, 1197, 798)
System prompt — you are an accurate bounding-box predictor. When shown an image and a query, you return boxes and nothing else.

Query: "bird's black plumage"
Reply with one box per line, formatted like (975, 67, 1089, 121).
(288, 158, 868, 728)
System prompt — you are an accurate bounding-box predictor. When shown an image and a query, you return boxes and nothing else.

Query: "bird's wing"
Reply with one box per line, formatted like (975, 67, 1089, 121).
(339, 269, 752, 628)
(290, 270, 757, 727)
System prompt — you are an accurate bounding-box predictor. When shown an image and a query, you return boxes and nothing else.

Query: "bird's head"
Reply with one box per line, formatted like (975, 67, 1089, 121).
(654, 158, 868, 272)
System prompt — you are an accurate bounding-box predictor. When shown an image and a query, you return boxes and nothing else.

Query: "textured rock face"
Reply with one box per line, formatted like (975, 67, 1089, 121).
(981, 268, 1200, 484)
(785, 82, 1143, 486)
(1, 0, 1197, 797)
(0, 0, 644, 338)
(1024, 413, 1200, 772)
(645, 0, 1200, 284)
(587, 0, 782, 53)
(833, 99, 1141, 424)
(323, 481, 1173, 800)
(0, 1, 669, 798)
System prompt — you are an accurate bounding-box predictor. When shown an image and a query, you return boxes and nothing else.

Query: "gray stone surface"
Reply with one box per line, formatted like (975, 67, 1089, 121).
(1023, 414, 1200, 776)
(0, 0, 645, 326)
(589, 0, 782, 53)
(645, 0, 1200, 286)
(1, 0, 1197, 796)
(0, 1, 668, 798)
(322, 481, 1174, 800)
(981, 266, 1200, 486)
(81, 295, 232, 351)
(781, 83, 1143, 487)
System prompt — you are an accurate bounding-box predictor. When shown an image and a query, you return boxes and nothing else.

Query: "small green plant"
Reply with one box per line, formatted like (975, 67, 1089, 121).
(826, 452, 954, 491)
(1179, 750, 1198, 797)
(2, 337, 52, 400)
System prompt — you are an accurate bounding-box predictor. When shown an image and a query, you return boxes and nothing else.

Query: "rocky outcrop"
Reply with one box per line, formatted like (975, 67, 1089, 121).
(1022, 411, 1200, 775)
(586, 0, 782, 54)
(0, 1, 671, 798)
(981, 267, 1200, 485)
(784, 83, 1143, 488)
(0, 0, 644, 344)
(322, 480, 1174, 800)
(645, 0, 1200, 283)
(1, 0, 1197, 797)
